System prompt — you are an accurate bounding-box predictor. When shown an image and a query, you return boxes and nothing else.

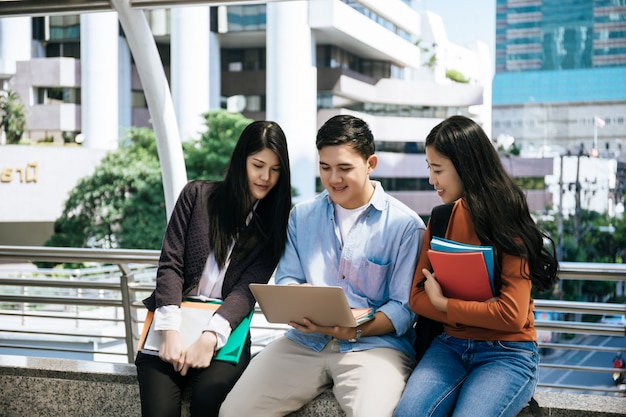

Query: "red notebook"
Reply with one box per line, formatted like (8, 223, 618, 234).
(427, 250, 494, 301)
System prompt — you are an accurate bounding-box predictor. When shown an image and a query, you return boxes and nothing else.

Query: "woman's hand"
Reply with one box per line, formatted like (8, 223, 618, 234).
(180, 331, 218, 376)
(289, 318, 357, 341)
(422, 268, 449, 313)
(158, 330, 186, 373)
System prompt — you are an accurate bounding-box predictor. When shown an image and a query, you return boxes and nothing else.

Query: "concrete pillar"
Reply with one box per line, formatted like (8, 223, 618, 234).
(208, 31, 221, 110)
(80, 12, 119, 150)
(171, 6, 210, 142)
(0, 17, 31, 79)
(469, 40, 493, 139)
(266, 1, 317, 202)
(118, 36, 132, 139)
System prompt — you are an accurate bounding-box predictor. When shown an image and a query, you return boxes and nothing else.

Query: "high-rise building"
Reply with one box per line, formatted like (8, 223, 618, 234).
(492, 0, 626, 156)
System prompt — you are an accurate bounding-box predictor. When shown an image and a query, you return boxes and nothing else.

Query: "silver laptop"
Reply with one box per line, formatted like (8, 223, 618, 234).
(249, 283, 373, 327)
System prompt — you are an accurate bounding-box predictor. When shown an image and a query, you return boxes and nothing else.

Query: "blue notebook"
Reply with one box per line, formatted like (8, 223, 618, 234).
(430, 237, 496, 296)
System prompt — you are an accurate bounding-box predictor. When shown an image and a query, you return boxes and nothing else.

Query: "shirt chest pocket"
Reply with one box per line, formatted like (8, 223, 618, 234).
(352, 258, 391, 302)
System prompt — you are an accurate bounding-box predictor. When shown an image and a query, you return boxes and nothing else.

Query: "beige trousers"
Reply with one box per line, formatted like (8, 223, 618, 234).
(219, 337, 415, 417)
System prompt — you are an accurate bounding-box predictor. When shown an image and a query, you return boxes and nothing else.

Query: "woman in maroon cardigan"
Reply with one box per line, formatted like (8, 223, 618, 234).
(136, 121, 291, 417)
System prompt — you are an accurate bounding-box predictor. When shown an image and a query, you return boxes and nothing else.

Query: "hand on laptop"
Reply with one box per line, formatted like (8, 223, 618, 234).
(289, 317, 356, 340)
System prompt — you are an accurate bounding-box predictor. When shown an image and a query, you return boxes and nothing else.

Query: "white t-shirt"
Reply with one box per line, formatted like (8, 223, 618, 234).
(334, 202, 368, 244)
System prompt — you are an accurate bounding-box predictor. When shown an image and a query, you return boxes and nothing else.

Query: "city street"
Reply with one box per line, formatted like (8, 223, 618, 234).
(539, 335, 626, 396)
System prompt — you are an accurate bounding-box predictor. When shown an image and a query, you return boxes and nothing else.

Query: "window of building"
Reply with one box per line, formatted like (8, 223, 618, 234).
(49, 15, 80, 40)
(371, 177, 432, 192)
(244, 95, 264, 112)
(45, 41, 80, 58)
(131, 90, 148, 108)
(222, 48, 266, 71)
(316, 45, 401, 80)
(34, 87, 81, 105)
(375, 141, 426, 154)
(317, 93, 334, 109)
(340, 0, 417, 43)
(226, 5, 267, 32)
(319, 177, 432, 193)
(341, 102, 466, 119)
(219, 94, 265, 112)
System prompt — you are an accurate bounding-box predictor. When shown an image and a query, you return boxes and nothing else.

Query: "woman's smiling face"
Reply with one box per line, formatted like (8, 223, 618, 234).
(246, 148, 281, 202)
(425, 145, 464, 204)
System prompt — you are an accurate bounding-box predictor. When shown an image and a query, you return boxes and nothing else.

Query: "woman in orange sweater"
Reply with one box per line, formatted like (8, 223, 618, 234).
(394, 115, 558, 417)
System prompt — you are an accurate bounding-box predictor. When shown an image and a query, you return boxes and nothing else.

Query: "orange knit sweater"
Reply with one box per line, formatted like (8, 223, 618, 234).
(410, 199, 536, 342)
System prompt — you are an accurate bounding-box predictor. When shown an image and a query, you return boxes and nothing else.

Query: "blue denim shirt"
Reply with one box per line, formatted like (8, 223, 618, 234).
(275, 181, 426, 358)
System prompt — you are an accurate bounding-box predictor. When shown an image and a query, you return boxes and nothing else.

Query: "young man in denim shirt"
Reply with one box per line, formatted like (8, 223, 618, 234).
(220, 115, 426, 417)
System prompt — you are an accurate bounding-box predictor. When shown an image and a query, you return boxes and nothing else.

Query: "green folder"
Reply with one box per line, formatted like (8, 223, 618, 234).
(214, 306, 254, 364)
(140, 298, 253, 365)
(183, 298, 253, 365)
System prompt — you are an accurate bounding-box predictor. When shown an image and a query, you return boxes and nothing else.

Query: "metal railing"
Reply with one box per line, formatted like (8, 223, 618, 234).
(0, 245, 624, 395)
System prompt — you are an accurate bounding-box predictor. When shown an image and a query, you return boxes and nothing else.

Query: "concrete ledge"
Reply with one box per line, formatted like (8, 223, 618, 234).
(1, 355, 625, 417)
(0, 355, 141, 417)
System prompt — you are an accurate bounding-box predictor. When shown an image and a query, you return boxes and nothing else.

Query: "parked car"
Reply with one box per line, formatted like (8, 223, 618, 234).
(600, 314, 626, 326)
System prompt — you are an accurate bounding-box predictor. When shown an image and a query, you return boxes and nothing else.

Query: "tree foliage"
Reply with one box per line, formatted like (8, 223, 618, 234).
(46, 110, 250, 251)
(537, 209, 625, 302)
(46, 127, 166, 250)
(184, 110, 253, 180)
(538, 209, 626, 264)
(0, 89, 26, 144)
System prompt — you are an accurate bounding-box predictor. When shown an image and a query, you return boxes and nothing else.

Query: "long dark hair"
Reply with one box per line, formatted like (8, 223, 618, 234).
(425, 115, 558, 290)
(207, 120, 291, 268)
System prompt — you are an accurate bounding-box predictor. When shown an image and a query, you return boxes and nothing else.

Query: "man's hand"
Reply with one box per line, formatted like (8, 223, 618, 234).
(289, 317, 357, 340)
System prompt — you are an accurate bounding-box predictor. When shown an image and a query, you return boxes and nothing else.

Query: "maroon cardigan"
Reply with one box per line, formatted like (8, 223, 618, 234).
(143, 180, 279, 331)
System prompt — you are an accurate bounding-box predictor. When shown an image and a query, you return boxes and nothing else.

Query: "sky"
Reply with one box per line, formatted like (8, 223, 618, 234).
(419, 0, 496, 67)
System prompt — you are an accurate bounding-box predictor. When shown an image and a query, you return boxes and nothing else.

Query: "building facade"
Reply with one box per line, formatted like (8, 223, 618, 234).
(492, 0, 626, 156)
(0, 1, 553, 246)
(491, 0, 626, 222)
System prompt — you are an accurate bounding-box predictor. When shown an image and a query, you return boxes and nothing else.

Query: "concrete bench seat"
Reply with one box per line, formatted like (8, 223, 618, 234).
(1, 355, 625, 417)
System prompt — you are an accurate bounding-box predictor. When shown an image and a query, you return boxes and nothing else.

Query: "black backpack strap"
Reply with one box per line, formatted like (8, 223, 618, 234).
(527, 397, 543, 416)
(413, 203, 455, 363)
(429, 203, 455, 239)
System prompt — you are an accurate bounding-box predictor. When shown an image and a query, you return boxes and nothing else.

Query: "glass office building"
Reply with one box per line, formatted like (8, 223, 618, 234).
(492, 0, 626, 155)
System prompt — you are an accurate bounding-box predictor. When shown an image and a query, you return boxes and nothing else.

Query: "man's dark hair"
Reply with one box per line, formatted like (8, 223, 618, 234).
(316, 115, 375, 159)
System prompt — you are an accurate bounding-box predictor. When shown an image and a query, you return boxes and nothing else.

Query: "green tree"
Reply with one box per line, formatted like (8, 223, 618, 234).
(537, 208, 625, 302)
(46, 110, 249, 252)
(46, 127, 166, 250)
(538, 209, 625, 263)
(185, 110, 253, 180)
(0, 89, 26, 144)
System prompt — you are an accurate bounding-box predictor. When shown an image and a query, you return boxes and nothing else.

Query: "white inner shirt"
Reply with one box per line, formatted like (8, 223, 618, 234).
(334, 202, 368, 244)
(154, 204, 256, 350)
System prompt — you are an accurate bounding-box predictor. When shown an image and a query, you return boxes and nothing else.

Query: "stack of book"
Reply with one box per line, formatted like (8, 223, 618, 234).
(427, 237, 496, 302)
(138, 299, 253, 364)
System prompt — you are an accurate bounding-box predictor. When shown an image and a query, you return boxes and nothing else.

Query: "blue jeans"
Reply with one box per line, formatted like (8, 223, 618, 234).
(393, 333, 538, 417)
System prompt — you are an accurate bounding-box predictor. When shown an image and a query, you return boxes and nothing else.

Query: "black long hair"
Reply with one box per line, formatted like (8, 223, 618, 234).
(425, 115, 558, 291)
(207, 120, 291, 268)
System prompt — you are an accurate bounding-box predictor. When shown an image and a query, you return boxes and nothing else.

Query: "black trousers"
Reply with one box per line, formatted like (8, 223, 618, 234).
(135, 346, 251, 417)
